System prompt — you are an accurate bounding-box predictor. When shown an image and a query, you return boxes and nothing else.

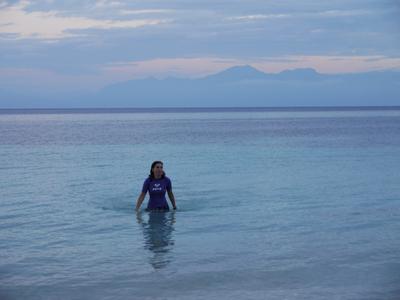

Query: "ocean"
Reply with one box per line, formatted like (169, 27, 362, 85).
(1, 107, 400, 300)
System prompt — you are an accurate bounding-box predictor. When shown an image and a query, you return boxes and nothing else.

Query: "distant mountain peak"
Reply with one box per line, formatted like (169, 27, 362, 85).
(224, 64, 261, 72)
(276, 68, 323, 80)
(204, 64, 268, 81)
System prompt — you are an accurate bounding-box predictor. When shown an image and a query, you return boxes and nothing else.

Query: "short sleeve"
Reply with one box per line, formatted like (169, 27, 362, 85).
(141, 178, 150, 193)
(166, 177, 172, 191)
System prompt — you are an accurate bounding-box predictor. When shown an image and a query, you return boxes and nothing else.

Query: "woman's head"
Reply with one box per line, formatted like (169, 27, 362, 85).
(149, 161, 165, 179)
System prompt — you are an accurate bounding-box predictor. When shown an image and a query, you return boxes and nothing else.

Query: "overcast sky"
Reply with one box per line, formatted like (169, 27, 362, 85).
(1, 0, 400, 93)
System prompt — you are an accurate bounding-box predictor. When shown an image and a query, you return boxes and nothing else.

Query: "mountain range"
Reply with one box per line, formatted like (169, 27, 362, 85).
(1, 65, 399, 108)
(96, 65, 400, 107)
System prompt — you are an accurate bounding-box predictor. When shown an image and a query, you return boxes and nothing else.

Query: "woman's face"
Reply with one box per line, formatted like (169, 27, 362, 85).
(153, 163, 163, 178)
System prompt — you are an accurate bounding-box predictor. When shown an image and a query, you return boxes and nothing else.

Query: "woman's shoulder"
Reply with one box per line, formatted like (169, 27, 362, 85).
(164, 176, 171, 182)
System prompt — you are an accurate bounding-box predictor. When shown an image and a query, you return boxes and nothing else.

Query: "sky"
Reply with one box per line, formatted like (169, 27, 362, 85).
(0, 0, 400, 102)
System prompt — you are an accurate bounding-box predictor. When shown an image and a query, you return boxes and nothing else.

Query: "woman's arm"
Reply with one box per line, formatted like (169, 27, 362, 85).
(167, 190, 177, 210)
(135, 192, 146, 211)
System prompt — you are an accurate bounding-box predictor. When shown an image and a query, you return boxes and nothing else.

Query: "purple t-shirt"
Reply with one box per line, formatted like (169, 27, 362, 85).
(142, 176, 172, 210)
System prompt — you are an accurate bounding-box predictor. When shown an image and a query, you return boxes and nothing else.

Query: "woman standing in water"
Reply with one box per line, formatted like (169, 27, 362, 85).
(135, 161, 177, 211)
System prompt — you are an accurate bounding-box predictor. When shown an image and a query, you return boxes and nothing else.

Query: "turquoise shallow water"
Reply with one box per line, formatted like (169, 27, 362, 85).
(1, 108, 400, 299)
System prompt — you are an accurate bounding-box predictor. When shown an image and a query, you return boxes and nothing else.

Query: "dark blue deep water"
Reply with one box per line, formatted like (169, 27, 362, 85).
(1, 108, 400, 299)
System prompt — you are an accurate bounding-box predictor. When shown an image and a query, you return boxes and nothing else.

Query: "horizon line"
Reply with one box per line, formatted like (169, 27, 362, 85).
(1, 105, 400, 114)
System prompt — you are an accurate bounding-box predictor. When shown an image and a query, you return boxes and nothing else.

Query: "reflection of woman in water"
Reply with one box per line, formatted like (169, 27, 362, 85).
(136, 211, 176, 269)
(135, 161, 177, 211)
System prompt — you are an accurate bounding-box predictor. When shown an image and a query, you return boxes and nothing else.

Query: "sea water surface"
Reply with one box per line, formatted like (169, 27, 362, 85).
(1, 107, 400, 300)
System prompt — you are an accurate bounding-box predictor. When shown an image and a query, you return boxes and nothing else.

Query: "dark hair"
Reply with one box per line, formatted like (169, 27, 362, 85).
(149, 161, 165, 179)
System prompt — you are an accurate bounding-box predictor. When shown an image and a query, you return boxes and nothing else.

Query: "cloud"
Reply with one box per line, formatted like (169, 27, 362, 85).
(227, 14, 290, 21)
(316, 9, 373, 17)
(227, 9, 375, 23)
(94, 0, 124, 8)
(0, 1, 170, 40)
(119, 9, 176, 15)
